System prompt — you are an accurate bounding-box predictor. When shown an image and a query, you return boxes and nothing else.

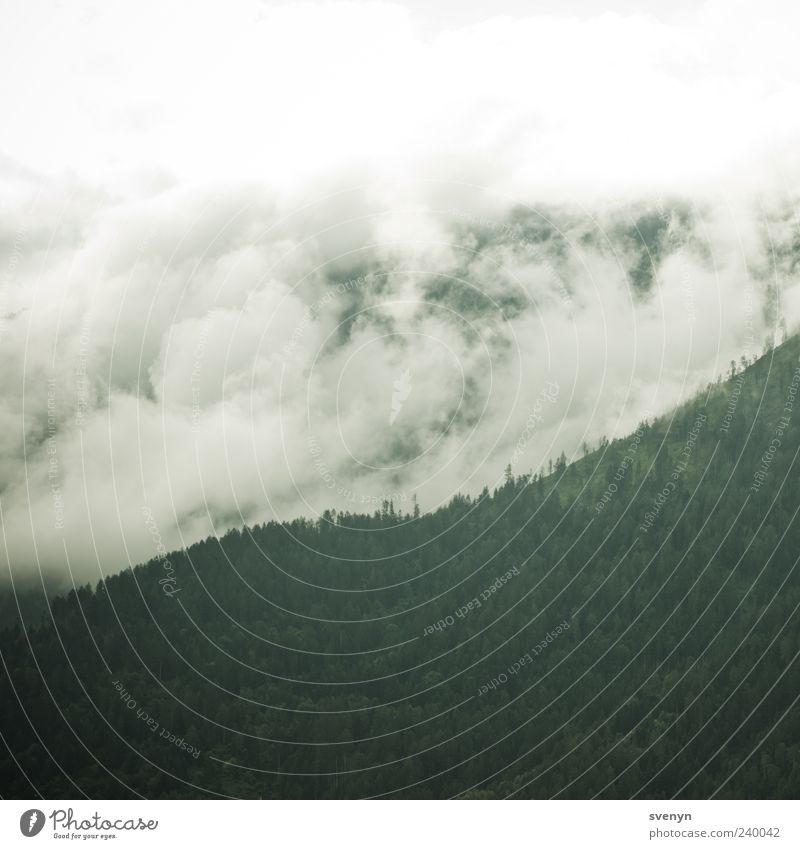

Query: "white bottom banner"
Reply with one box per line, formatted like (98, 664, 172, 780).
(1, 800, 797, 848)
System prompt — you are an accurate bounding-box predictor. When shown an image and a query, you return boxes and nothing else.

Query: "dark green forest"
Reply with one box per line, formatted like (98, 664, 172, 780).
(2, 335, 800, 799)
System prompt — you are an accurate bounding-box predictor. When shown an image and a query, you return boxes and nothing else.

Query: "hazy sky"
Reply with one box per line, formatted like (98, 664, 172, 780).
(2, 0, 799, 192)
(1, 0, 799, 593)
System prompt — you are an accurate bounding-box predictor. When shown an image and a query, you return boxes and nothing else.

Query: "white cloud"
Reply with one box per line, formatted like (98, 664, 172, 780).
(0, 0, 798, 593)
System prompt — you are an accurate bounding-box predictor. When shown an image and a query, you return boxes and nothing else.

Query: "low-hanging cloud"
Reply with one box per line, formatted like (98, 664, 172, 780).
(0, 0, 799, 595)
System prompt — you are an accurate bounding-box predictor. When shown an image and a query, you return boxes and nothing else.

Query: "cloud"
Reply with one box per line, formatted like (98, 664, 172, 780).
(0, 0, 799, 593)
(2, 0, 800, 194)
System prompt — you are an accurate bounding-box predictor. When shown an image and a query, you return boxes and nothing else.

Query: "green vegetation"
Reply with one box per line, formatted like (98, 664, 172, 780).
(2, 337, 800, 799)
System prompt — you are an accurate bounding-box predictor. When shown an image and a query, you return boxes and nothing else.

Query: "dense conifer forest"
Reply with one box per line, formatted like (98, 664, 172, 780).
(2, 336, 800, 799)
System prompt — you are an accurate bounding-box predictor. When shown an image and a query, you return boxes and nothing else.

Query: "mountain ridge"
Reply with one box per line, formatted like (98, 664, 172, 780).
(1, 334, 799, 798)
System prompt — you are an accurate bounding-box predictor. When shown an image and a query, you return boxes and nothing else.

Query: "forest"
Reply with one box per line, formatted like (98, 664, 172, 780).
(1, 335, 799, 799)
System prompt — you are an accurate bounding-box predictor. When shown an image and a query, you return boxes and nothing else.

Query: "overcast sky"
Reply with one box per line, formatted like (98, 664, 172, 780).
(1, 0, 799, 594)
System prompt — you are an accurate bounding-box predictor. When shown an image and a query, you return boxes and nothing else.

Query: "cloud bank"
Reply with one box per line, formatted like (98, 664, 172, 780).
(0, 0, 799, 592)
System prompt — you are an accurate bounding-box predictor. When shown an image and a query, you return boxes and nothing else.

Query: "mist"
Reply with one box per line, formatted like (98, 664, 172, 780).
(1, 0, 799, 593)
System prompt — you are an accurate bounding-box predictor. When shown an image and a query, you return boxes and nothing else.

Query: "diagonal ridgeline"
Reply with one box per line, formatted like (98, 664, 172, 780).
(1, 336, 799, 799)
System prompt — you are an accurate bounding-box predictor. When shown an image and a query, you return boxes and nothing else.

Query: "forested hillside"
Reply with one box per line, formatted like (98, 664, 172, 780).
(2, 336, 800, 799)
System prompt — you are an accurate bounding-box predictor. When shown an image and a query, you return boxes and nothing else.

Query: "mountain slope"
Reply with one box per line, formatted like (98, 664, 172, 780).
(1, 336, 800, 799)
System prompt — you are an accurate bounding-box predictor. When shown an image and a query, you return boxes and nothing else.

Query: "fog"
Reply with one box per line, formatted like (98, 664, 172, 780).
(1, 0, 799, 592)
